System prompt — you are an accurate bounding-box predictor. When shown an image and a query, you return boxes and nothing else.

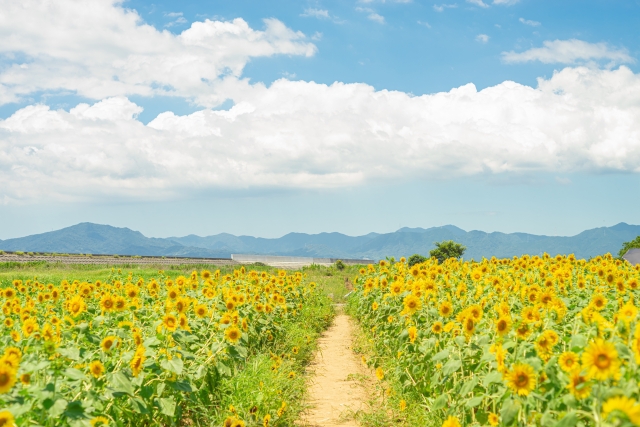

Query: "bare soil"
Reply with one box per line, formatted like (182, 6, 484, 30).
(302, 313, 373, 427)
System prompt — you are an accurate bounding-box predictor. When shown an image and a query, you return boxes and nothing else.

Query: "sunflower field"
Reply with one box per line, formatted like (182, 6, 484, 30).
(0, 267, 333, 426)
(348, 254, 640, 427)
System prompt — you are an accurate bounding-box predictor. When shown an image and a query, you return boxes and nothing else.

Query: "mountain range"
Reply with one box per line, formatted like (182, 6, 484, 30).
(1, 222, 639, 261)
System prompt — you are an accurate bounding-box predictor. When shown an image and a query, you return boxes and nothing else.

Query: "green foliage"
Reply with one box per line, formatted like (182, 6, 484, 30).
(429, 240, 466, 263)
(15, 251, 24, 255)
(335, 260, 346, 270)
(407, 254, 427, 267)
(619, 235, 640, 258)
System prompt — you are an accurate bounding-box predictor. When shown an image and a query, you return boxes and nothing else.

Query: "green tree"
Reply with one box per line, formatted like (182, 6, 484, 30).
(429, 240, 466, 263)
(619, 235, 640, 258)
(407, 254, 428, 267)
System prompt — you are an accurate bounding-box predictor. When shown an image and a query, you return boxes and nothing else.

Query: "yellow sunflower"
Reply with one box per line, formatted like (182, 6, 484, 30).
(130, 346, 146, 377)
(566, 369, 591, 399)
(0, 411, 15, 427)
(581, 339, 620, 380)
(495, 316, 511, 337)
(407, 326, 418, 343)
(225, 325, 241, 344)
(505, 363, 536, 396)
(431, 321, 443, 334)
(558, 352, 579, 373)
(438, 301, 453, 318)
(442, 416, 461, 427)
(89, 360, 105, 378)
(163, 314, 178, 332)
(100, 336, 118, 352)
(0, 363, 17, 394)
(488, 413, 499, 426)
(403, 294, 421, 315)
(602, 396, 640, 425)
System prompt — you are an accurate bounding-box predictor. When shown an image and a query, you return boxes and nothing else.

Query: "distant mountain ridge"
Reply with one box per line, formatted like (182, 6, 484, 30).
(1, 222, 639, 260)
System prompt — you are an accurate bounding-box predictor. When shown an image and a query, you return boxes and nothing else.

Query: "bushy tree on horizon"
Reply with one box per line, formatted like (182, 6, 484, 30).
(429, 240, 466, 264)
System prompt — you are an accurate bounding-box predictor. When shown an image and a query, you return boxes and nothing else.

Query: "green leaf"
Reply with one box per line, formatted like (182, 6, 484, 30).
(615, 343, 632, 358)
(109, 372, 134, 396)
(161, 358, 184, 375)
(555, 412, 578, 427)
(64, 368, 87, 381)
(483, 371, 503, 387)
(58, 347, 80, 361)
(158, 397, 176, 417)
(169, 381, 193, 392)
(466, 396, 484, 408)
(500, 400, 521, 426)
(432, 349, 450, 361)
(460, 378, 477, 395)
(442, 359, 462, 376)
(48, 399, 68, 418)
(570, 335, 587, 351)
(63, 401, 85, 419)
(131, 397, 150, 414)
(432, 394, 448, 411)
(216, 360, 232, 377)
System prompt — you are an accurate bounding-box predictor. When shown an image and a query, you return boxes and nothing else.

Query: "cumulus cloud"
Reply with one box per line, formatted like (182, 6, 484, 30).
(467, 0, 489, 8)
(356, 7, 385, 23)
(503, 39, 634, 64)
(476, 34, 490, 43)
(434, 4, 458, 12)
(519, 18, 540, 27)
(301, 8, 330, 19)
(2, 66, 640, 203)
(0, 0, 316, 107)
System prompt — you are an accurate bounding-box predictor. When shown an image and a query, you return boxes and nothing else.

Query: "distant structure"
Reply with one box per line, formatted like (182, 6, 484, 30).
(623, 249, 640, 266)
(231, 254, 375, 267)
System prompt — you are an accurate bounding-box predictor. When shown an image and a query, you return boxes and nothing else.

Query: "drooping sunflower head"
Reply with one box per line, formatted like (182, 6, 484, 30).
(602, 396, 640, 425)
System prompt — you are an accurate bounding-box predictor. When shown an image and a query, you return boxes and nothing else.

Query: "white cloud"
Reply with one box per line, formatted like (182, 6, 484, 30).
(519, 18, 540, 27)
(476, 34, 490, 43)
(301, 8, 330, 19)
(368, 13, 386, 24)
(467, 0, 489, 8)
(355, 7, 385, 24)
(0, 0, 316, 107)
(2, 66, 640, 203)
(502, 39, 634, 64)
(417, 20, 432, 28)
(433, 3, 458, 12)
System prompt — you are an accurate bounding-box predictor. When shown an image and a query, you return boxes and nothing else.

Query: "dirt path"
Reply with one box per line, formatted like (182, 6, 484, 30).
(302, 313, 371, 427)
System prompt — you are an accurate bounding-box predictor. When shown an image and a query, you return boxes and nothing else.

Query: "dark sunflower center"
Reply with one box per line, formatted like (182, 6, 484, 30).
(515, 374, 529, 387)
(595, 354, 610, 369)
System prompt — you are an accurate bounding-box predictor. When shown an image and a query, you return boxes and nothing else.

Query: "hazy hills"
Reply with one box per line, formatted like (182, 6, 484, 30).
(1, 222, 639, 260)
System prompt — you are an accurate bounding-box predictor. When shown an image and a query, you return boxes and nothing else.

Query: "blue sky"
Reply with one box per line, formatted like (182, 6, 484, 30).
(0, 0, 639, 239)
